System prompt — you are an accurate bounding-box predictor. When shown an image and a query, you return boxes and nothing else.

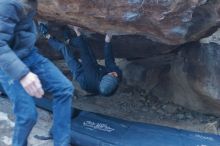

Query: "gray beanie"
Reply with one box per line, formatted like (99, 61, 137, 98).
(99, 74, 119, 96)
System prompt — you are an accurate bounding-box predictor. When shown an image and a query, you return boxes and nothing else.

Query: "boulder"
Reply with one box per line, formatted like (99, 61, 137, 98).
(117, 40, 220, 116)
(152, 42, 220, 116)
(37, 0, 220, 45)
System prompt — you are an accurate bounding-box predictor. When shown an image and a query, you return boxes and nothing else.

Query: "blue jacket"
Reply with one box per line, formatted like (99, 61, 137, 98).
(76, 41, 122, 93)
(0, 0, 37, 80)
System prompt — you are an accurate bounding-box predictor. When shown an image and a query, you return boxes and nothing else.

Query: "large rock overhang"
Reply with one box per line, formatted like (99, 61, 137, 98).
(37, 0, 220, 45)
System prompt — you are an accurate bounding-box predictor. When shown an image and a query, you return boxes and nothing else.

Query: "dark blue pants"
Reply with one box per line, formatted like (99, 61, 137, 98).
(0, 83, 4, 93)
(48, 36, 99, 83)
(0, 50, 73, 146)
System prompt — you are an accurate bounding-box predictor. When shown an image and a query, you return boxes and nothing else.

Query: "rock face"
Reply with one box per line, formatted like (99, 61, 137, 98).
(37, 0, 220, 45)
(37, 25, 177, 59)
(152, 42, 220, 116)
(120, 40, 220, 116)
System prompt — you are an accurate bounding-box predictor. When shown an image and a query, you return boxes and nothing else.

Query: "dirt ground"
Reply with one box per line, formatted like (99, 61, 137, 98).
(74, 85, 220, 135)
(55, 53, 220, 135)
(0, 97, 53, 146)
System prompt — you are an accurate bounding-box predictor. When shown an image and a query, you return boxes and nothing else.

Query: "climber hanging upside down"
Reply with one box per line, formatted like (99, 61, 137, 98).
(39, 24, 122, 96)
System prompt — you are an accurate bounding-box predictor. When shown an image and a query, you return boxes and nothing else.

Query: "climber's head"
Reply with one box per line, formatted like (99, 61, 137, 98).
(99, 72, 119, 96)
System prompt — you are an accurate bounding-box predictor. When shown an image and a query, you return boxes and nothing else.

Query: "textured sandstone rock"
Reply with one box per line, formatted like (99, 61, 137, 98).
(37, 23, 177, 59)
(37, 0, 220, 45)
(117, 41, 220, 116)
(152, 42, 220, 116)
(200, 28, 220, 44)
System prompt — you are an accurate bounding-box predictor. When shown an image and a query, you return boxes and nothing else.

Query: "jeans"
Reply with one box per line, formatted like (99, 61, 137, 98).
(0, 83, 4, 93)
(48, 36, 99, 79)
(48, 36, 104, 93)
(0, 50, 73, 146)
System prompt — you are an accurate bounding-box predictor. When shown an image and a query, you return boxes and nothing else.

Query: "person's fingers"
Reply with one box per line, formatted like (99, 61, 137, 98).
(39, 88, 45, 97)
(36, 82, 44, 97)
(25, 85, 34, 97)
(31, 76, 42, 98)
(30, 83, 39, 97)
(73, 26, 81, 36)
(34, 81, 44, 98)
(73, 26, 79, 30)
(113, 72, 118, 77)
(105, 34, 112, 43)
(25, 82, 42, 98)
(33, 87, 42, 98)
(34, 78, 41, 87)
(32, 84, 42, 98)
(107, 33, 112, 38)
(35, 92, 42, 98)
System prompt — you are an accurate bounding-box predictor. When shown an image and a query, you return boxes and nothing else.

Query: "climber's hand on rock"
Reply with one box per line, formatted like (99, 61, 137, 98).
(67, 24, 81, 36)
(72, 26, 81, 36)
(105, 33, 112, 43)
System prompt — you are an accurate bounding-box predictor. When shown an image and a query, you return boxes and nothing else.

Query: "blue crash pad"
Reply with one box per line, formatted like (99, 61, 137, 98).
(71, 112, 220, 146)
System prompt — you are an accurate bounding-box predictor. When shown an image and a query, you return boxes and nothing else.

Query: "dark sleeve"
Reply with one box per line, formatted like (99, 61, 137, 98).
(0, 2, 30, 80)
(71, 36, 90, 54)
(48, 38, 66, 52)
(104, 43, 122, 80)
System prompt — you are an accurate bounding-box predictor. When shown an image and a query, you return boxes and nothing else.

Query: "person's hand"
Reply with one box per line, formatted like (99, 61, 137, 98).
(20, 72, 44, 98)
(68, 25, 81, 36)
(73, 26, 81, 36)
(108, 72, 118, 77)
(105, 33, 112, 43)
(65, 39, 70, 44)
(45, 34, 51, 39)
